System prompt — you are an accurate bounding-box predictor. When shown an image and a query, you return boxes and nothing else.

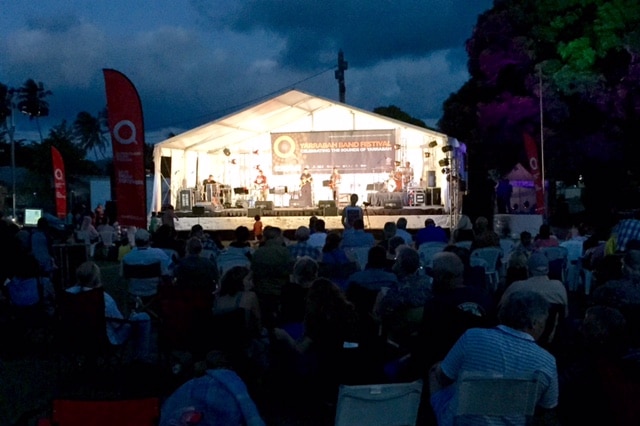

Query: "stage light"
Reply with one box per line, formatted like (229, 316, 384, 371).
(394, 144, 402, 150)
(424, 152, 431, 158)
(442, 145, 453, 153)
(428, 140, 438, 148)
(438, 158, 449, 167)
(441, 168, 451, 174)
(223, 148, 231, 156)
(394, 161, 401, 167)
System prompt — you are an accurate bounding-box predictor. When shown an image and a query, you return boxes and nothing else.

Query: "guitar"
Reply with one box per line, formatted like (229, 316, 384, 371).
(300, 175, 312, 187)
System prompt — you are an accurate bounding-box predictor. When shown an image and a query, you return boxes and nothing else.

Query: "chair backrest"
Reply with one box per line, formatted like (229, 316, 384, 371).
(345, 247, 372, 271)
(559, 240, 584, 262)
(57, 288, 109, 354)
(470, 247, 502, 272)
(48, 397, 160, 426)
(418, 243, 447, 268)
(216, 251, 251, 277)
(454, 371, 540, 420)
(541, 246, 568, 262)
(157, 285, 214, 354)
(334, 380, 423, 426)
(122, 262, 162, 279)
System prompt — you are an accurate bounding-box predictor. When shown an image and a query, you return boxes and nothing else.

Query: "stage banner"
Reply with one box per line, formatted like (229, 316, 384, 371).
(51, 146, 67, 219)
(271, 130, 396, 175)
(523, 132, 545, 215)
(103, 68, 147, 229)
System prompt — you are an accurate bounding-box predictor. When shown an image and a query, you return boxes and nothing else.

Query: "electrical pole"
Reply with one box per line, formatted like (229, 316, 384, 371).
(335, 50, 348, 103)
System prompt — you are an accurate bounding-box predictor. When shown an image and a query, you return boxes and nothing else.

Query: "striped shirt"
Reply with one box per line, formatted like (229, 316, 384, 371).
(434, 325, 558, 425)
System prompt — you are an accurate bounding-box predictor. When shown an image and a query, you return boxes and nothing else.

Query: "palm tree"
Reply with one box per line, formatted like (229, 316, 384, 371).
(16, 79, 52, 143)
(73, 109, 109, 159)
(0, 83, 12, 133)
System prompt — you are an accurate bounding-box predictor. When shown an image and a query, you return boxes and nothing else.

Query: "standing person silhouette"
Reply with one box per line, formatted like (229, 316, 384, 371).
(300, 167, 314, 207)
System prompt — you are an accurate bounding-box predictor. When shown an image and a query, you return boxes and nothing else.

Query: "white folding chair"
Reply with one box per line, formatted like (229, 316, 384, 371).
(418, 242, 447, 269)
(216, 250, 251, 277)
(334, 380, 423, 426)
(559, 240, 584, 291)
(345, 247, 372, 271)
(470, 247, 502, 292)
(454, 371, 541, 424)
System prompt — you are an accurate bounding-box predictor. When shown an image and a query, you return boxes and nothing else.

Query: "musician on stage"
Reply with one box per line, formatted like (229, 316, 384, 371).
(300, 166, 313, 207)
(402, 161, 414, 186)
(329, 167, 341, 203)
(254, 168, 269, 202)
(202, 174, 218, 202)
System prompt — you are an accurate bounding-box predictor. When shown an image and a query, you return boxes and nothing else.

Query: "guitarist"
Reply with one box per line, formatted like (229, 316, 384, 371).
(300, 166, 313, 207)
(329, 167, 341, 203)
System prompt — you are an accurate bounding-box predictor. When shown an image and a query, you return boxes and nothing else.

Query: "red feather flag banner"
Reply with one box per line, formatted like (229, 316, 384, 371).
(103, 69, 147, 229)
(51, 146, 67, 219)
(523, 132, 545, 216)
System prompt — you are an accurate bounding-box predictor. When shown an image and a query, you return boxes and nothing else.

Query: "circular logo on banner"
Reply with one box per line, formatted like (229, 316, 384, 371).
(113, 120, 137, 145)
(273, 135, 296, 159)
(54, 168, 63, 180)
(529, 157, 538, 171)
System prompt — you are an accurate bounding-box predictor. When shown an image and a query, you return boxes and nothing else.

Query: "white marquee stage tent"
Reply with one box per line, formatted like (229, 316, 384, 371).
(152, 89, 467, 231)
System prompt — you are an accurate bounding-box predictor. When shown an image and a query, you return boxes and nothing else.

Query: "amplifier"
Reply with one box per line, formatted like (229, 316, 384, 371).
(384, 201, 403, 209)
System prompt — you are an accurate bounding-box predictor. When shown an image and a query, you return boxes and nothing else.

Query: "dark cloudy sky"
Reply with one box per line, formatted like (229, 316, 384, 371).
(1, 0, 493, 144)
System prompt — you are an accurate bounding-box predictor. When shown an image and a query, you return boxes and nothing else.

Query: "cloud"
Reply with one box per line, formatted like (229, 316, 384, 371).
(192, 0, 492, 69)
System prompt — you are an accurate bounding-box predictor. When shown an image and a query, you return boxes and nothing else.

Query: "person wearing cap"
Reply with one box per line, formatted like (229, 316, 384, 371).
(121, 228, 172, 297)
(498, 252, 568, 318)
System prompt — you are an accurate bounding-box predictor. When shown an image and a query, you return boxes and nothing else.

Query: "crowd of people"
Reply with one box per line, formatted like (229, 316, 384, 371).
(1, 205, 640, 425)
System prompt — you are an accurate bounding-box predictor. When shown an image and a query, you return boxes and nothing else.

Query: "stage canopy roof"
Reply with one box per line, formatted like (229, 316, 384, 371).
(154, 89, 447, 155)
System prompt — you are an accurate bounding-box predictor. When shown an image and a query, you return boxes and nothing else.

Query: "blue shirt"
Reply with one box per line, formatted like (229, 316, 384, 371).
(415, 226, 448, 248)
(341, 229, 375, 249)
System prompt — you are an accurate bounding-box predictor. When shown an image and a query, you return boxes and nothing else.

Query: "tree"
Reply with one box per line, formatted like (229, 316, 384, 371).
(439, 0, 640, 213)
(16, 79, 52, 143)
(0, 83, 12, 137)
(373, 105, 428, 128)
(73, 109, 110, 159)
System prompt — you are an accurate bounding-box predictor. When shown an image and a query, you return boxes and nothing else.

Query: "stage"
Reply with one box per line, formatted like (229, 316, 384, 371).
(171, 203, 449, 233)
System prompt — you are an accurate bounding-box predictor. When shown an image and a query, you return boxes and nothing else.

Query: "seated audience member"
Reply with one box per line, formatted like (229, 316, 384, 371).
(288, 226, 322, 261)
(499, 252, 569, 318)
(451, 214, 474, 244)
(429, 291, 558, 426)
(279, 256, 319, 326)
(470, 216, 501, 251)
(395, 217, 413, 246)
(272, 278, 358, 398)
(321, 231, 351, 265)
(159, 351, 265, 426)
(251, 226, 292, 326)
(308, 219, 328, 249)
(341, 219, 375, 249)
(31, 217, 56, 274)
(153, 224, 185, 259)
(212, 266, 261, 337)
(346, 246, 399, 293)
(415, 218, 448, 249)
(559, 305, 634, 425)
(534, 223, 560, 250)
(173, 237, 219, 292)
(121, 229, 171, 298)
(442, 245, 485, 289)
(377, 221, 398, 252)
(505, 251, 530, 287)
(512, 231, 535, 258)
(190, 223, 224, 257)
(67, 261, 152, 362)
(227, 225, 253, 258)
(4, 254, 56, 317)
(414, 252, 494, 374)
(375, 246, 432, 349)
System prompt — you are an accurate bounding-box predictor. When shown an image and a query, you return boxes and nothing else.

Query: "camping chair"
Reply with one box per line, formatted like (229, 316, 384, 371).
(55, 287, 129, 371)
(156, 284, 214, 360)
(122, 261, 163, 318)
(334, 380, 423, 426)
(37, 397, 160, 426)
(453, 371, 541, 424)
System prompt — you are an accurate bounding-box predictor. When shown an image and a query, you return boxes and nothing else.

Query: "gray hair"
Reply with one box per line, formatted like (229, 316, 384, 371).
(292, 256, 319, 286)
(393, 246, 421, 276)
(498, 291, 549, 331)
